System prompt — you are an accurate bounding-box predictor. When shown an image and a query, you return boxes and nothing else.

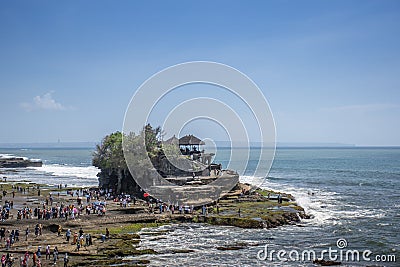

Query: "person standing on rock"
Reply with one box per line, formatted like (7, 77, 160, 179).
(25, 227, 29, 241)
(45, 245, 50, 260)
(85, 234, 89, 246)
(0, 228, 5, 242)
(36, 246, 41, 258)
(76, 239, 80, 251)
(63, 253, 69, 267)
(53, 246, 58, 264)
(105, 228, 109, 239)
(32, 251, 37, 267)
(202, 205, 206, 216)
(34, 225, 39, 237)
(66, 229, 71, 242)
(14, 230, 19, 242)
(72, 232, 78, 245)
(79, 235, 84, 248)
(21, 255, 27, 267)
(5, 238, 10, 250)
(78, 228, 84, 237)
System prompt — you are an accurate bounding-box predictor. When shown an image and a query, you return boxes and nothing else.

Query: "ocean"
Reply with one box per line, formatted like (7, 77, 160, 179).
(0, 147, 399, 266)
(0, 148, 99, 187)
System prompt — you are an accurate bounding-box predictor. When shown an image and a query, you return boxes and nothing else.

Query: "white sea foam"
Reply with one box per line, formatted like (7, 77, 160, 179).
(0, 154, 29, 160)
(336, 208, 388, 219)
(240, 175, 338, 225)
(0, 154, 15, 159)
(32, 164, 100, 179)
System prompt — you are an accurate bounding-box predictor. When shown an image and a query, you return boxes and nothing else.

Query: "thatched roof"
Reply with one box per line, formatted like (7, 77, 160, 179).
(164, 135, 179, 145)
(179, 135, 205, 145)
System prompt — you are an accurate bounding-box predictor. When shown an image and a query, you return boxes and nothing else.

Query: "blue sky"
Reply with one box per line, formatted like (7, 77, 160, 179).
(0, 1, 399, 146)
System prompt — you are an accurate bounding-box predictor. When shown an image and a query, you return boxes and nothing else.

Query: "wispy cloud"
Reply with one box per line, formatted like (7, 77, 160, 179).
(21, 91, 68, 111)
(323, 103, 400, 112)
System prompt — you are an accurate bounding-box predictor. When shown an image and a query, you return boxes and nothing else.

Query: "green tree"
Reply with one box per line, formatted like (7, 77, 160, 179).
(144, 124, 162, 158)
(93, 125, 162, 194)
(93, 131, 126, 170)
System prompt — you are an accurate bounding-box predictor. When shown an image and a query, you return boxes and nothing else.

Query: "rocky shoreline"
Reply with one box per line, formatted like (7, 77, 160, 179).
(0, 156, 42, 168)
(0, 181, 309, 266)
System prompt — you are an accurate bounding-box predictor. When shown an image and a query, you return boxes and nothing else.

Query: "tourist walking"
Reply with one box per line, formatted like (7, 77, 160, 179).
(25, 227, 29, 241)
(45, 245, 50, 260)
(36, 246, 41, 258)
(78, 228, 84, 237)
(202, 205, 207, 216)
(32, 252, 37, 267)
(53, 246, 58, 264)
(72, 232, 78, 244)
(66, 229, 71, 242)
(34, 224, 39, 237)
(63, 253, 69, 267)
(105, 228, 110, 239)
(277, 193, 282, 204)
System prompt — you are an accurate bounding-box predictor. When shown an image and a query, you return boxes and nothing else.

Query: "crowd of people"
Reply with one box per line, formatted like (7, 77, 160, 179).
(0, 223, 70, 267)
(145, 198, 198, 215)
(0, 184, 111, 266)
(0, 224, 67, 267)
(10, 188, 108, 224)
(0, 247, 70, 267)
(0, 182, 219, 266)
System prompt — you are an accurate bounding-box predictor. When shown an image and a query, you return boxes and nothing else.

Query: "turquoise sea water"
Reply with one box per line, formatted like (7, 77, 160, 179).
(0, 147, 399, 266)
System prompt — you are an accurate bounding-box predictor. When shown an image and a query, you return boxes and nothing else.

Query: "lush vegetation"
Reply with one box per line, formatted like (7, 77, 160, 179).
(93, 124, 162, 170)
(93, 131, 126, 170)
(92, 124, 162, 193)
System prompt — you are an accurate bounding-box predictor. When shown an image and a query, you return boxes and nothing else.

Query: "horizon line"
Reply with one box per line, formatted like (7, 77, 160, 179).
(0, 141, 399, 149)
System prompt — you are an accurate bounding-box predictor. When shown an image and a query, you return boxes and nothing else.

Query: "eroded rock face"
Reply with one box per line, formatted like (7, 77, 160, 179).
(97, 168, 142, 196)
(45, 223, 62, 233)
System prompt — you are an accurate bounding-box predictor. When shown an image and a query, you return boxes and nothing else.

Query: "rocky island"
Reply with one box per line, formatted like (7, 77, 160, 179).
(0, 155, 42, 168)
(92, 128, 309, 229)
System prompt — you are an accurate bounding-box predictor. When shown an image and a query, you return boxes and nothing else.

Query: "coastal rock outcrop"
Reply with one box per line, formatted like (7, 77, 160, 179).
(0, 156, 42, 168)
